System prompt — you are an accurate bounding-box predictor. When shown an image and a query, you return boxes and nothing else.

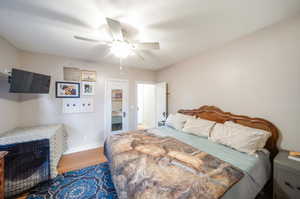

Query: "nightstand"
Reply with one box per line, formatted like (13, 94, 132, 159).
(273, 151, 300, 199)
(0, 151, 8, 199)
(158, 121, 166, 127)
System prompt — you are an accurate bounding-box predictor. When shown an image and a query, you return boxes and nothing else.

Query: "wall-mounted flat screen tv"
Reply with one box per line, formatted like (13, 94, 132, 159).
(9, 68, 51, 94)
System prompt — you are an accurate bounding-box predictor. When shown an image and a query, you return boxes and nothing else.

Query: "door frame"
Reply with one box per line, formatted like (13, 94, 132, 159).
(155, 82, 167, 127)
(104, 79, 129, 137)
(134, 80, 156, 129)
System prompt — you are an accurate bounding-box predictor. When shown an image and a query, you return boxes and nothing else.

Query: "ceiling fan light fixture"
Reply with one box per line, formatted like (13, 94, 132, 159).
(74, 18, 159, 61)
(110, 41, 131, 58)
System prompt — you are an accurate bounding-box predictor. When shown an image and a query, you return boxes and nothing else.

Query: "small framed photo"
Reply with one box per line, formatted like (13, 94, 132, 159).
(82, 82, 95, 96)
(81, 70, 97, 82)
(56, 81, 80, 98)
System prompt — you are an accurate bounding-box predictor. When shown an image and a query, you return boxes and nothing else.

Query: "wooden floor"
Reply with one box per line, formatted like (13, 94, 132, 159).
(17, 147, 106, 199)
(57, 147, 107, 174)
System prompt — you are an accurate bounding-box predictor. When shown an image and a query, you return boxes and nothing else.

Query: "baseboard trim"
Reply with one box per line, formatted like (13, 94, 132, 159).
(64, 142, 103, 155)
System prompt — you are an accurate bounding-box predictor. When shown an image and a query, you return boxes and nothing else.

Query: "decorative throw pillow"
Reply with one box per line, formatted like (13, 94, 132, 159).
(182, 118, 216, 137)
(210, 122, 271, 154)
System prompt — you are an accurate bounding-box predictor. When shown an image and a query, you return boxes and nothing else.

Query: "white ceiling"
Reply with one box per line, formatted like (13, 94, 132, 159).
(1, 0, 300, 70)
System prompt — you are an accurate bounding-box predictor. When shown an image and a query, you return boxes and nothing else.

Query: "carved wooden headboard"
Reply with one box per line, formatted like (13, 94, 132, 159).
(178, 105, 279, 159)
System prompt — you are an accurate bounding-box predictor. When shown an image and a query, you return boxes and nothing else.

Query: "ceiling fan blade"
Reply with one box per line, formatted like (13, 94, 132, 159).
(106, 18, 124, 41)
(74, 35, 111, 44)
(132, 50, 145, 61)
(132, 42, 160, 50)
(74, 35, 101, 42)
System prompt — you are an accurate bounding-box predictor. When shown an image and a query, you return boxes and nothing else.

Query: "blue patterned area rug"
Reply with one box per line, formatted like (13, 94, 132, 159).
(27, 162, 118, 199)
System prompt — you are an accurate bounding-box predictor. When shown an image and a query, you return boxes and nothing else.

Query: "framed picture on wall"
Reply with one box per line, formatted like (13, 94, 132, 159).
(63, 67, 81, 81)
(82, 82, 95, 96)
(81, 70, 97, 82)
(56, 81, 80, 98)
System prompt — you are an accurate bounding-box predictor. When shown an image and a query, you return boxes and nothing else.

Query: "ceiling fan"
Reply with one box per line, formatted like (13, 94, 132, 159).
(74, 18, 160, 60)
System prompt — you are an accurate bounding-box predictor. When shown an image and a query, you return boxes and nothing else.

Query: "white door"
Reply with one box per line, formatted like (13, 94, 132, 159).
(155, 82, 167, 127)
(105, 79, 129, 135)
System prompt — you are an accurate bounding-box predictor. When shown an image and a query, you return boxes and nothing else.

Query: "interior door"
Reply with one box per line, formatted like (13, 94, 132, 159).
(105, 80, 129, 135)
(155, 82, 167, 127)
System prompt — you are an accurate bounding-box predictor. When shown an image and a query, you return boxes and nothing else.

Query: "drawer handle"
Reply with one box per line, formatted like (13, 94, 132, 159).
(284, 181, 294, 189)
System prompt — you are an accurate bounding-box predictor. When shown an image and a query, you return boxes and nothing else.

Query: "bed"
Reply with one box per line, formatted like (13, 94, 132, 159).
(104, 105, 279, 199)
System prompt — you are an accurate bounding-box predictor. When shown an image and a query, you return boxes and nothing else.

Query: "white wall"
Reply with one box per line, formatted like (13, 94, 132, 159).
(18, 51, 156, 153)
(137, 84, 156, 128)
(137, 84, 144, 124)
(143, 84, 156, 128)
(0, 37, 20, 133)
(157, 15, 300, 152)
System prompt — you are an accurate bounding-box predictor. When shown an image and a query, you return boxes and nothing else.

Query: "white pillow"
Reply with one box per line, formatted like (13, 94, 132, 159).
(165, 114, 186, 130)
(182, 118, 216, 137)
(210, 122, 271, 154)
(176, 113, 195, 121)
(224, 121, 272, 149)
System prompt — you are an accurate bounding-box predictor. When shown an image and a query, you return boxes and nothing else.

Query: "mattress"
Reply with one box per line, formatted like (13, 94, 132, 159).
(148, 126, 271, 199)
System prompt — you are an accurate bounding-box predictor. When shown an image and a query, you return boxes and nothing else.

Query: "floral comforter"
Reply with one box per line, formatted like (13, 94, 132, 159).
(104, 130, 244, 199)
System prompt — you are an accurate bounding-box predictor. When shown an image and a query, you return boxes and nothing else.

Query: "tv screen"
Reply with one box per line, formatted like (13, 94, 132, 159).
(9, 68, 51, 94)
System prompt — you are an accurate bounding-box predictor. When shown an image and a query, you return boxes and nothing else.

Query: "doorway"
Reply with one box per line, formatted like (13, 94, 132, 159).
(136, 82, 167, 130)
(137, 83, 156, 129)
(105, 79, 129, 135)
